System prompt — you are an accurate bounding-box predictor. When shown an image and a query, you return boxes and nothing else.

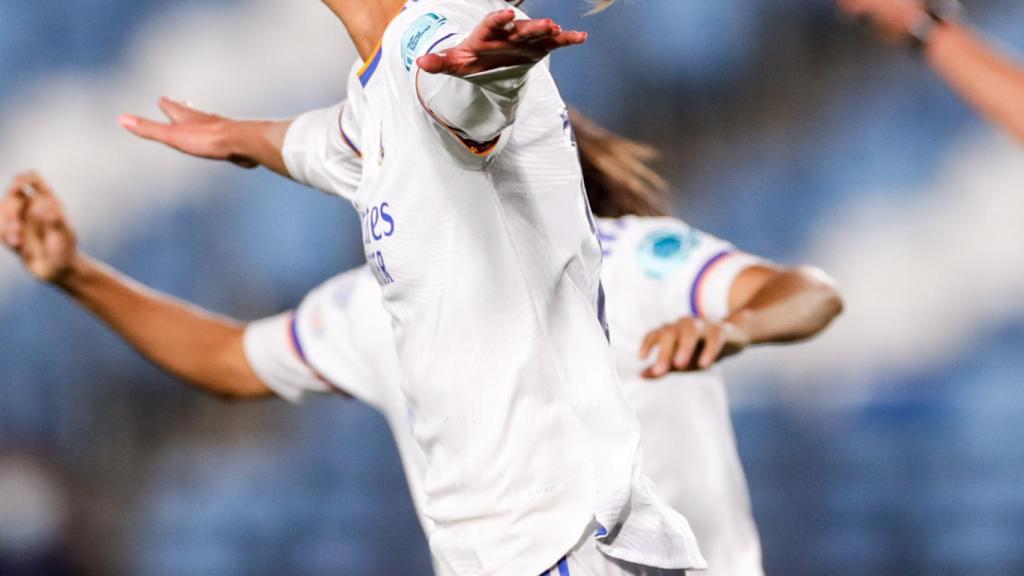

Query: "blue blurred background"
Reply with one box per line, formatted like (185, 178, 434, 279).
(1, 0, 1023, 574)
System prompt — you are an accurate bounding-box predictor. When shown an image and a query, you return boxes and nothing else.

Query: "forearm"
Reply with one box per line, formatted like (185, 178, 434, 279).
(727, 267, 843, 345)
(55, 254, 271, 399)
(227, 119, 292, 177)
(926, 23, 1024, 142)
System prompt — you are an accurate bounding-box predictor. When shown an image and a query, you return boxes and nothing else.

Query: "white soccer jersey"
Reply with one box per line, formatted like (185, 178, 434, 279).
(596, 217, 767, 576)
(276, 1, 702, 574)
(245, 217, 769, 576)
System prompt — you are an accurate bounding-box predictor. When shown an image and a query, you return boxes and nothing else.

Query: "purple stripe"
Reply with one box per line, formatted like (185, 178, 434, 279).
(288, 315, 309, 363)
(689, 250, 732, 317)
(338, 105, 362, 158)
(424, 32, 457, 57)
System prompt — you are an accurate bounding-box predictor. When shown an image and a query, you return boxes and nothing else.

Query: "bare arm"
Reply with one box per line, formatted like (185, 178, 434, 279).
(839, 0, 1024, 142)
(927, 23, 1024, 142)
(0, 172, 271, 400)
(725, 265, 845, 345)
(56, 254, 271, 400)
(120, 97, 292, 177)
(640, 264, 843, 378)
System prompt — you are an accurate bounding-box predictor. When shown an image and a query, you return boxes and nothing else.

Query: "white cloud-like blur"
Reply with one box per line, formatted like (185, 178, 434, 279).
(0, 0, 354, 296)
(728, 131, 1024, 406)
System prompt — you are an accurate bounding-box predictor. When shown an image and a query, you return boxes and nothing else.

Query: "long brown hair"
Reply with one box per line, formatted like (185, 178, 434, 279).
(571, 108, 671, 218)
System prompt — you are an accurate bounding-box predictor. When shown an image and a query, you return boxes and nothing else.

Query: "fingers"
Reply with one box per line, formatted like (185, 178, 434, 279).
(508, 18, 558, 42)
(482, 9, 517, 36)
(672, 319, 702, 370)
(416, 53, 452, 75)
(698, 324, 726, 369)
(28, 195, 66, 230)
(158, 97, 201, 125)
(1, 182, 29, 249)
(119, 114, 174, 144)
(647, 327, 678, 379)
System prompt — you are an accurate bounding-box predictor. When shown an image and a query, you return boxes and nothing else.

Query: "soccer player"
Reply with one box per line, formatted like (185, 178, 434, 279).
(839, 0, 1024, 142)
(117, 0, 705, 573)
(1, 124, 842, 575)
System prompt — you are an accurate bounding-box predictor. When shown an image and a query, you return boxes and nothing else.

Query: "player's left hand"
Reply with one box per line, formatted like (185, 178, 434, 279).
(416, 9, 587, 77)
(638, 318, 751, 379)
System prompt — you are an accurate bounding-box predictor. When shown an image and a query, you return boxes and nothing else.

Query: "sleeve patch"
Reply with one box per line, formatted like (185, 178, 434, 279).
(402, 13, 449, 71)
(635, 228, 701, 279)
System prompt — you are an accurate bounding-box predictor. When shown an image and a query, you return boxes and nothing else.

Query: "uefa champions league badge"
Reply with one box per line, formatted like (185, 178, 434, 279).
(403, 13, 449, 71)
(636, 229, 699, 279)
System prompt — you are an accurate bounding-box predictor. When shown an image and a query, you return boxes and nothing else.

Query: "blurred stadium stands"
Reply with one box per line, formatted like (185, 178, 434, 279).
(1, 0, 1023, 574)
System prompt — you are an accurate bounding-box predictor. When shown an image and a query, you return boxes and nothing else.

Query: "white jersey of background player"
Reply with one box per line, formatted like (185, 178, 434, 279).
(246, 216, 765, 576)
(280, 2, 700, 574)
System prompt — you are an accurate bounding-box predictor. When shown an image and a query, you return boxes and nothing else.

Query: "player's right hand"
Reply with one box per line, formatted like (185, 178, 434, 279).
(638, 318, 751, 379)
(119, 98, 258, 168)
(0, 172, 78, 283)
(837, 0, 927, 45)
(417, 9, 587, 77)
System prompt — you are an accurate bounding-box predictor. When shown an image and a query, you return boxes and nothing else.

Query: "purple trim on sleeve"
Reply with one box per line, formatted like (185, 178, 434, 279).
(689, 250, 733, 318)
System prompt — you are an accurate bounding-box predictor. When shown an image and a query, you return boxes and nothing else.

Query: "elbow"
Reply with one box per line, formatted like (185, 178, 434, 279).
(794, 266, 845, 335)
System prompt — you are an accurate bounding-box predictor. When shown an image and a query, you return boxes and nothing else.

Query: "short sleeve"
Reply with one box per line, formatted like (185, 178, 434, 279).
(243, 312, 335, 403)
(282, 100, 363, 200)
(626, 219, 770, 322)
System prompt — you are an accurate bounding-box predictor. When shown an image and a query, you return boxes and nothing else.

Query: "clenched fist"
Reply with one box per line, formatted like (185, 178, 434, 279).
(0, 172, 78, 283)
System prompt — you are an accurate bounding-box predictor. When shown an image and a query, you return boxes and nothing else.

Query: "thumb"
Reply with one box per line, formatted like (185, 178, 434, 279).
(416, 53, 452, 75)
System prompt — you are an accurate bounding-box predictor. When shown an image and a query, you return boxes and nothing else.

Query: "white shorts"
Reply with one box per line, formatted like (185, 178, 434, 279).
(539, 530, 689, 576)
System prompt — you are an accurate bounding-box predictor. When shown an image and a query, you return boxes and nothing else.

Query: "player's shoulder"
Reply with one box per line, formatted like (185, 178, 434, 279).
(599, 215, 719, 279)
(600, 215, 701, 253)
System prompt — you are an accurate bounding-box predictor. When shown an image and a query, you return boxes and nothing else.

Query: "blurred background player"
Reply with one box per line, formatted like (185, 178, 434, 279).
(839, 0, 1024, 141)
(0, 113, 842, 576)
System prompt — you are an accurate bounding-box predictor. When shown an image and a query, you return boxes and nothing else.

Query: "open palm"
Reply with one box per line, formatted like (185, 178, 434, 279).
(417, 9, 587, 77)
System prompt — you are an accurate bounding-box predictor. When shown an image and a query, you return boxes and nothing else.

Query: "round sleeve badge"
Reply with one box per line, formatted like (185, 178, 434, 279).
(635, 229, 699, 279)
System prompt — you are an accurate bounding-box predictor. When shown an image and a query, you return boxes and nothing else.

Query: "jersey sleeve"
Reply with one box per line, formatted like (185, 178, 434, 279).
(281, 100, 363, 200)
(243, 312, 335, 403)
(399, 3, 535, 147)
(629, 220, 770, 322)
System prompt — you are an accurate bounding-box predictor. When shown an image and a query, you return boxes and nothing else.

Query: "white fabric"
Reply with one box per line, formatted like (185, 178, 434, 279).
(244, 217, 769, 576)
(271, 0, 703, 572)
(299, 0, 704, 573)
(596, 217, 767, 576)
(542, 524, 688, 576)
(281, 95, 364, 201)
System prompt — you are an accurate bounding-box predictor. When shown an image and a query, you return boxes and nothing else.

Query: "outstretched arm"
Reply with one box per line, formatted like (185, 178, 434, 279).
(0, 172, 271, 400)
(839, 0, 1024, 142)
(640, 265, 843, 378)
(119, 98, 292, 176)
